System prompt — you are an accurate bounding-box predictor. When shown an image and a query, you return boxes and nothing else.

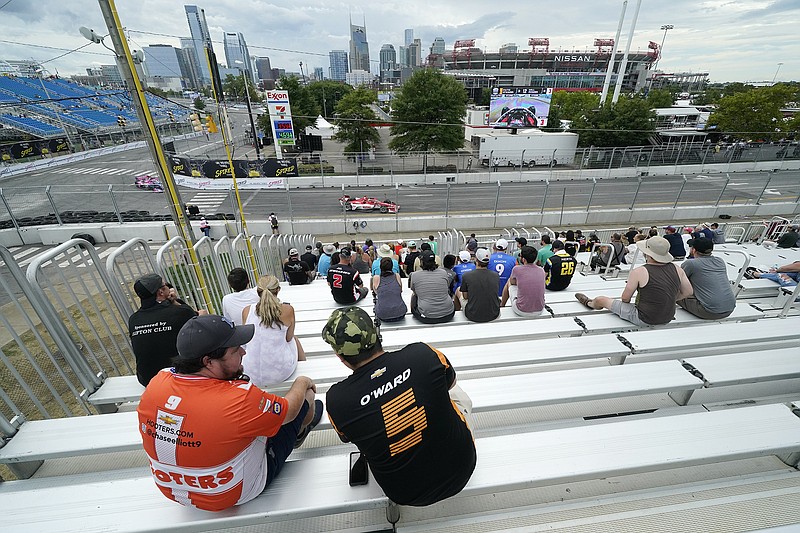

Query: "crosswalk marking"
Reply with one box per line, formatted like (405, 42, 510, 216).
(188, 192, 229, 214)
(59, 167, 153, 176)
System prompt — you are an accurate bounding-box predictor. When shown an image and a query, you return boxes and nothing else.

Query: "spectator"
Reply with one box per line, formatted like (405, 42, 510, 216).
(372, 257, 407, 322)
(283, 248, 313, 285)
(623, 234, 647, 266)
(409, 250, 455, 324)
(330, 251, 341, 267)
(327, 248, 368, 304)
(501, 245, 545, 316)
(372, 243, 400, 276)
(403, 241, 421, 276)
(710, 222, 726, 245)
(322, 307, 476, 507)
(663, 226, 687, 260)
(544, 239, 578, 291)
(269, 212, 279, 235)
(221, 267, 259, 325)
(199, 217, 210, 238)
(590, 233, 625, 270)
(442, 254, 457, 287)
(777, 225, 800, 248)
(137, 314, 322, 512)
(681, 227, 694, 257)
(459, 248, 500, 323)
(129, 273, 204, 386)
(575, 230, 587, 252)
(677, 238, 736, 319)
(536, 234, 553, 266)
(413, 242, 442, 271)
(452, 250, 476, 293)
(426, 234, 438, 255)
(313, 241, 323, 258)
(699, 223, 715, 241)
(624, 226, 639, 246)
(575, 236, 693, 326)
(351, 244, 372, 275)
(393, 239, 405, 257)
(564, 230, 578, 256)
(586, 233, 601, 253)
(317, 244, 335, 278)
(466, 233, 478, 251)
(648, 227, 659, 238)
(241, 275, 306, 385)
(751, 261, 800, 288)
(488, 238, 517, 297)
(300, 245, 318, 272)
(513, 236, 527, 260)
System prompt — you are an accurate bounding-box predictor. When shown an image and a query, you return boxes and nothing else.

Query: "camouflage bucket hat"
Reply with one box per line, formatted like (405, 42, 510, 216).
(321, 307, 378, 357)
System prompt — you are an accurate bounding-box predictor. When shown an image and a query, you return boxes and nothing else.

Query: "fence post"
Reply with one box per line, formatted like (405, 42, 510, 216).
(444, 182, 451, 230)
(519, 149, 526, 181)
(755, 171, 773, 204)
(108, 184, 124, 224)
(715, 174, 731, 206)
(607, 147, 617, 177)
(587, 177, 597, 209)
(44, 185, 63, 226)
(493, 181, 501, 225)
(673, 174, 687, 209)
(630, 177, 643, 210)
(395, 183, 400, 233)
(541, 179, 549, 213)
(0, 187, 22, 238)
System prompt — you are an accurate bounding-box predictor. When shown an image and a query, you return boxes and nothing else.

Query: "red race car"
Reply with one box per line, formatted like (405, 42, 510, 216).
(339, 195, 400, 213)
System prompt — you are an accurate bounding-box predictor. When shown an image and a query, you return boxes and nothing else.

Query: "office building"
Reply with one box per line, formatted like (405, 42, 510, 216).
(379, 44, 397, 71)
(254, 56, 272, 81)
(223, 32, 253, 80)
(184, 5, 213, 85)
(313, 67, 324, 80)
(431, 38, 446, 56)
(329, 50, 348, 81)
(349, 21, 370, 73)
(404, 29, 414, 47)
(142, 44, 183, 79)
(346, 69, 374, 87)
(179, 38, 202, 89)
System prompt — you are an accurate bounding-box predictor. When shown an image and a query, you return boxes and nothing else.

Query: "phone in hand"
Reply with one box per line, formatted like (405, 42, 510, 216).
(349, 451, 368, 486)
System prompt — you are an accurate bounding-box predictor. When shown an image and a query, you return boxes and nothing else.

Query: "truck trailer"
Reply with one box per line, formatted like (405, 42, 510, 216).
(476, 129, 579, 168)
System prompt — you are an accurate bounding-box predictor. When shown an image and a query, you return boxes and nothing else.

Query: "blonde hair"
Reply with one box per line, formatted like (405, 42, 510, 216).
(255, 275, 284, 328)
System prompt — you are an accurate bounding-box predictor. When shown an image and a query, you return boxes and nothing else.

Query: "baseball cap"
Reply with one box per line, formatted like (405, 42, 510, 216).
(475, 248, 490, 263)
(664, 226, 676, 232)
(514, 237, 528, 246)
(339, 247, 352, 259)
(305, 245, 313, 250)
(687, 237, 713, 253)
(458, 250, 471, 262)
(408, 240, 417, 248)
(321, 307, 379, 357)
(288, 248, 299, 257)
(495, 238, 508, 250)
(134, 273, 163, 300)
(420, 249, 436, 266)
(176, 314, 255, 361)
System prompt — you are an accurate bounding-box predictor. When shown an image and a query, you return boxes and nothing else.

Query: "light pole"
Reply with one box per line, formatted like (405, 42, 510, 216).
(654, 25, 674, 72)
(773, 62, 784, 83)
(234, 60, 261, 160)
(34, 68, 76, 153)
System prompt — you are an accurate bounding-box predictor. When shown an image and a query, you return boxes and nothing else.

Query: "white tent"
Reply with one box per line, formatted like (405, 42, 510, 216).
(306, 115, 338, 139)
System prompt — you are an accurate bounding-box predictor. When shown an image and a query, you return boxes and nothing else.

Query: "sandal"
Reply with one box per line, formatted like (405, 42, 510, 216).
(575, 293, 594, 309)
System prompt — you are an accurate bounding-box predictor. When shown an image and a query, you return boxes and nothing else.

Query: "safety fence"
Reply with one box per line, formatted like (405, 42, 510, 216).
(0, 230, 314, 456)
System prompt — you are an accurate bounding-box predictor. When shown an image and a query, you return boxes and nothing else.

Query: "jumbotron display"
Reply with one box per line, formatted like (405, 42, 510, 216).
(489, 87, 552, 128)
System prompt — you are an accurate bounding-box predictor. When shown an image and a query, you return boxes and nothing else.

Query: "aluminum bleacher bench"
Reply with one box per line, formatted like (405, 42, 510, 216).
(682, 348, 800, 389)
(3, 403, 800, 532)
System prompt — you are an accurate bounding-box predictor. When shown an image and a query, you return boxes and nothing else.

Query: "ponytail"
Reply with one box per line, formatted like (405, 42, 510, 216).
(254, 275, 284, 328)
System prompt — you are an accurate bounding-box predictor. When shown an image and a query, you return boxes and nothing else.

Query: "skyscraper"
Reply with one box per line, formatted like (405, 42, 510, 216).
(254, 56, 272, 81)
(404, 29, 414, 47)
(313, 67, 324, 81)
(379, 44, 397, 72)
(179, 37, 201, 89)
(223, 32, 252, 80)
(430, 38, 446, 56)
(142, 45, 183, 78)
(329, 50, 348, 81)
(349, 20, 370, 73)
(184, 5, 212, 85)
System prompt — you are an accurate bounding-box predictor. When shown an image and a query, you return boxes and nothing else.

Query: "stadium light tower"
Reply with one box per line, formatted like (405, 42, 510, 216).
(654, 24, 674, 72)
(773, 62, 784, 83)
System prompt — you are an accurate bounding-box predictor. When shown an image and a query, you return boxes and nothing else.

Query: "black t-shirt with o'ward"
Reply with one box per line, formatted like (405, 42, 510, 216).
(283, 259, 311, 285)
(544, 251, 578, 291)
(326, 343, 476, 507)
(327, 263, 363, 304)
(128, 300, 197, 386)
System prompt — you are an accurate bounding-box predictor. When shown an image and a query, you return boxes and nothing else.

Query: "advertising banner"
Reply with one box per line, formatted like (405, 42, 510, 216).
(170, 155, 193, 177)
(489, 87, 551, 128)
(46, 138, 70, 154)
(201, 160, 248, 179)
(261, 158, 298, 178)
(9, 141, 41, 160)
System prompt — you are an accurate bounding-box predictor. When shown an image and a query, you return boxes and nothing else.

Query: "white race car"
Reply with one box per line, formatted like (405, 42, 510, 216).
(339, 195, 400, 213)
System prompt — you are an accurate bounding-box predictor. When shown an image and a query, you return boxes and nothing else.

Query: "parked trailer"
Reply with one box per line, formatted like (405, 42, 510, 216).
(477, 129, 579, 167)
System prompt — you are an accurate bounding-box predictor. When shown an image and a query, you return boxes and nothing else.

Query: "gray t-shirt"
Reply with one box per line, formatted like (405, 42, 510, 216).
(460, 268, 500, 323)
(409, 268, 454, 319)
(681, 255, 736, 314)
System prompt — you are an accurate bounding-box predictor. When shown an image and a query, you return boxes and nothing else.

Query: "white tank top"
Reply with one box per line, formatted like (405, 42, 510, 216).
(242, 304, 298, 386)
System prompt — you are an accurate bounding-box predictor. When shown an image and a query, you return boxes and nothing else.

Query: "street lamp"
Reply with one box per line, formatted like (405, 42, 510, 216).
(234, 60, 261, 160)
(773, 62, 784, 84)
(34, 68, 75, 153)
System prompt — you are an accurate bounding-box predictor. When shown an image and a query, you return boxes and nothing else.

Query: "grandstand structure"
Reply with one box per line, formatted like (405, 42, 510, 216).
(0, 74, 188, 153)
(1, 221, 800, 531)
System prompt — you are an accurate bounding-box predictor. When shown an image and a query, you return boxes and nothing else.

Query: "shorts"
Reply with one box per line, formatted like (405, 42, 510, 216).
(677, 296, 733, 320)
(264, 399, 310, 487)
(610, 299, 647, 327)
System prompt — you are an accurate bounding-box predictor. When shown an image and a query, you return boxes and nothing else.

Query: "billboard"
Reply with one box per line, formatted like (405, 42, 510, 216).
(489, 87, 552, 128)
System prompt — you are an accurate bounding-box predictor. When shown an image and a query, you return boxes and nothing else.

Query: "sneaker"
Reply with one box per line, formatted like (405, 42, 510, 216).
(294, 399, 324, 449)
(575, 293, 593, 309)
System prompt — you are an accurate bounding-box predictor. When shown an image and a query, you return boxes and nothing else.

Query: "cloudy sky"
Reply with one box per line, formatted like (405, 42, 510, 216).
(0, 0, 797, 83)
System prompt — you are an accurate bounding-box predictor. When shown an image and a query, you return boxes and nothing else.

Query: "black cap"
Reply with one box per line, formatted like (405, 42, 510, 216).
(515, 237, 528, 246)
(176, 315, 255, 362)
(134, 273, 162, 300)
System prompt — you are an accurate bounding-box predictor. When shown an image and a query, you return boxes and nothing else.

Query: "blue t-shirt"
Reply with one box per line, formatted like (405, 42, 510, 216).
(317, 254, 332, 277)
(488, 252, 518, 296)
(452, 262, 476, 291)
(371, 258, 400, 276)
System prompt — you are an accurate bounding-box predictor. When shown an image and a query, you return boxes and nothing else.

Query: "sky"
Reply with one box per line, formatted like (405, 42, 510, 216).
(0, 0, 797, 84)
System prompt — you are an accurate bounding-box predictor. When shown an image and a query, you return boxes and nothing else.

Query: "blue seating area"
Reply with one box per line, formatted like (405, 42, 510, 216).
(0, 114, 62, 137)
(73, 109, 119, 126)
(25, 104, 99, 130)
(0, 77, 46, 101)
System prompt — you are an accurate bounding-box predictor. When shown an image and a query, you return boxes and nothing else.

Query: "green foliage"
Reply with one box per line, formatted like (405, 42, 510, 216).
(193, 97, 205, 110)
(276, 75, 319, 132)
(645, 88, 674, 109)
(550, 91, 600, 122)
(692, 87, 723, 105)
(332, 88, 381, 155)
(474, 87, 492, 107)
(306, 81, 353, 118)
(389, 69, 467, 154)
(571, 96, 655, 147)
(707, 84, 799, 141)
(222, 74, 260, 103)
(541, 103, 564, 132)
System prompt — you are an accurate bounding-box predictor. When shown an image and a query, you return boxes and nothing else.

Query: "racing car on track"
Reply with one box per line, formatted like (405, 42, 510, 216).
(134, 174, 163, 192)
(339, 195, 400, 213)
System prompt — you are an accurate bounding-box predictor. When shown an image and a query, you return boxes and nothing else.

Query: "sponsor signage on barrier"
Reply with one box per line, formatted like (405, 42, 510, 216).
(173, 175, 286, 190)
(170, 155, 193, 177)
(201, 160, 249, 179)
(261, 158, 298, 178)
(1, 138, 69, 161)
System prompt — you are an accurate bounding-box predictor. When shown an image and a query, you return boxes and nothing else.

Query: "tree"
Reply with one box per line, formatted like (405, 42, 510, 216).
(550, 91, 600, 122)
(571, 96, 655, 147)
(306, 80, 353, 118)
(332, 88, 380, 167)
(475, 87, 492, 107)
(193, 97, 205, 110)
(276, 75, 319, 132)
(222, 74, 260, 102)
(707, 84, 798, 141)
(541, 103, 564, 132)
(389, 69, 467, 169)
(645, 88, 674, 109)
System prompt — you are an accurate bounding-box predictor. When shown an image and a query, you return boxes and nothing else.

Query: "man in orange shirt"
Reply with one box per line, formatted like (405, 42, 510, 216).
(137, 314, 322, 512)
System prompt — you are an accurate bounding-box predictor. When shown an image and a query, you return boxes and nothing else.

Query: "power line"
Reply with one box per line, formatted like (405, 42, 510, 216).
(0, 39, 113, 58)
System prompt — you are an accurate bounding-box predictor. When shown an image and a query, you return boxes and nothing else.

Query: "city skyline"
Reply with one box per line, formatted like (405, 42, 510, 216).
(0, 1, 797, 83)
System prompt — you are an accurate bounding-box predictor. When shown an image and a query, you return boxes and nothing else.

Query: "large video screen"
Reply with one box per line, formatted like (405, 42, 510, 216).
(489, 87, 552, 128)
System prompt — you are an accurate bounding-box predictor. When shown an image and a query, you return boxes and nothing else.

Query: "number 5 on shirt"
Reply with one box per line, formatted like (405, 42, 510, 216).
(381, 388, 427, 456)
